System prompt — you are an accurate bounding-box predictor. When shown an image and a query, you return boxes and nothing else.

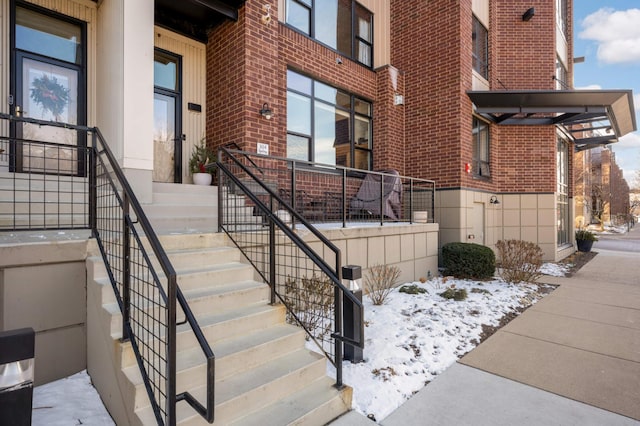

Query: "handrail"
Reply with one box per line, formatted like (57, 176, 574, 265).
(218, 147, 365, 387)
(222, 147, 436, 227)
(93, 127, 216, 423)
(222, 142, 265, 178)
(0, 114, 215, 425)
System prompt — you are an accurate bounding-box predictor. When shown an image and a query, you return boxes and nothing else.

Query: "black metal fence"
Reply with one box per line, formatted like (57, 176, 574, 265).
(0, 114, 214, 426)
(218, 148, 436, 229)
(218, 147, 364, 387)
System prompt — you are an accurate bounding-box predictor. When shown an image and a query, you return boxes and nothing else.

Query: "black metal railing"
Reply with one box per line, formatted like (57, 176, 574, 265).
(218, 147, 364, 387)
(218, 148, 436, 229)
(0, 114, 215, 425)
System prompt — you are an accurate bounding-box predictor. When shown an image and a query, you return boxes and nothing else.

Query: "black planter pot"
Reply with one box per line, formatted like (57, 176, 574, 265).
(576, 239, 594, 252)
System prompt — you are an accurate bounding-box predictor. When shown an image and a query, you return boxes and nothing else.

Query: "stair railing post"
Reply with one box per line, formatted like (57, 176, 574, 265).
(380, 174, 384, 226)
(269, 195, 276, 305)
(121, 192, 131, 342)
(167, 271, 178, 426)
(342, 169, 347, 228)
(409, 179, 414, 224)
(291, 159, 296, 229)
(334, 267, 343, 388)
(89, 132, 97, 234)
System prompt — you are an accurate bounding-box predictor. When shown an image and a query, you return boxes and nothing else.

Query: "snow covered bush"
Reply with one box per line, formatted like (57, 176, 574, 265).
(364, 264, 401, 305)
(496, 239, 543, 283)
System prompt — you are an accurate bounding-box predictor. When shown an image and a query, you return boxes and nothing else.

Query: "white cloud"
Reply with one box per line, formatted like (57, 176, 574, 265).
(576, 84, 602, 90)
(579, 8, 640, 64)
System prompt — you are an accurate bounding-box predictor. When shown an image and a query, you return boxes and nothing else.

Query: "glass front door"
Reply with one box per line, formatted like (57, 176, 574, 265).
(12, 4, 85, 175)
(153, 50, 182, 183)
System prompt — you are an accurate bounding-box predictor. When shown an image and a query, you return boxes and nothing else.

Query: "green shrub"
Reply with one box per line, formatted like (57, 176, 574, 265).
(575, 229, 598, 241)
(496, 239, 543, 284)
(442, 242, 495, 279)
(399, 284, 427, 295)
(439, 287, 468, 301)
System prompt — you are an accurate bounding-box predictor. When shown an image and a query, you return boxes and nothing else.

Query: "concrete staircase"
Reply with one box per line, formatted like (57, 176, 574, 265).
(86, 231, 352, 425)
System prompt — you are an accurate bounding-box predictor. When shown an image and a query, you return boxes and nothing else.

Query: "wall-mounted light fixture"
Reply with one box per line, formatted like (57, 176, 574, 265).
(489, 195, 500, 205)
(262, 4, 272, 25)
(522, 7, 535, 21)
(259, 103, 273, 120)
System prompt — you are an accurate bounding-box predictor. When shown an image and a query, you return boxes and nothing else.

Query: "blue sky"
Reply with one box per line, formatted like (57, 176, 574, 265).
(573, 2, 640, 185)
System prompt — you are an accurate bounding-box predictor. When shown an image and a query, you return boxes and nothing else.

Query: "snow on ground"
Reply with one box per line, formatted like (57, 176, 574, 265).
(539, 262, 571, 277)
(32, 370, 114, 426)
(324, 277, 550, 421)
(33, 273, 557, 425)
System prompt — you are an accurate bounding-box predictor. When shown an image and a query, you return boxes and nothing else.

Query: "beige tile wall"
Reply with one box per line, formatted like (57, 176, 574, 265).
(0, 240, 89, 385)
(302, 223, 440, 286)
(434, 189, 573, 262)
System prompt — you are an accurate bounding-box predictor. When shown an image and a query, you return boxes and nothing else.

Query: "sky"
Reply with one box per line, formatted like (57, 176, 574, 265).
(573, 2, 640, 186)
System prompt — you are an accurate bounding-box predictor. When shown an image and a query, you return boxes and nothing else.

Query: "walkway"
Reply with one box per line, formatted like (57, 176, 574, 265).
(333, 227, 640, 425)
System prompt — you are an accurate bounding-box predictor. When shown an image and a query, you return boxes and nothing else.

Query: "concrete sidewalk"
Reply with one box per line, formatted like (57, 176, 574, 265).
(332, 244, 640, 425)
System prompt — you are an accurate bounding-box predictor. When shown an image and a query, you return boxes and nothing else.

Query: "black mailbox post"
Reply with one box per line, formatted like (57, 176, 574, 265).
(342, 265, 364, 363)
(0, 328, 35, 426)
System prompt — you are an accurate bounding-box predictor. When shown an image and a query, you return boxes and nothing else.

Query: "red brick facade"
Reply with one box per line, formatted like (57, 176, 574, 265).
(205, 0, 573, 196)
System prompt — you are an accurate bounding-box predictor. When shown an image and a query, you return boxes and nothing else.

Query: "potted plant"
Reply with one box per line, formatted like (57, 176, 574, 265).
(575, 229, 598, 252)
(189, 139, 215, 185)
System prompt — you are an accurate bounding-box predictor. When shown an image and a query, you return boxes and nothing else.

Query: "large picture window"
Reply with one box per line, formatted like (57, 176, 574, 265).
(287, 70, 372, 170)
(472, 15, 488, 79)
(285, 0, 373, 67)
(472, 117, 490, 177)
(557, 137, 570, 246)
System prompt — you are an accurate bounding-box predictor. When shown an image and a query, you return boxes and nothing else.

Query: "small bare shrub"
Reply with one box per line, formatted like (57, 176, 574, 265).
(364, 264, 401, 305)
(496, 239, 543, 284)
(284, 274, 333, 339)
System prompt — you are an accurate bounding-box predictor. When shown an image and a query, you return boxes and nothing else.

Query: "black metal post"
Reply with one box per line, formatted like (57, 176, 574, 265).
(342, 265, 363, 363)
(121, 192, 131, 342)
(342, 169, 347, 228)
(217, 150, 223, 233)
(409, 179, 414, 224)
(269, 197, 276, 305)
(0, 328, 35, 426)
(291, 160, 297, 229)
(380, 174, 384, 226)
(167, 271, 177, 426)
(89, 134, 97, 234)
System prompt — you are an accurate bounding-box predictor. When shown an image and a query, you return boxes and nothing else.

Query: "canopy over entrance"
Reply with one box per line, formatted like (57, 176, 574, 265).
(467, 90, 637, 151)
(155, 0, 246, 42)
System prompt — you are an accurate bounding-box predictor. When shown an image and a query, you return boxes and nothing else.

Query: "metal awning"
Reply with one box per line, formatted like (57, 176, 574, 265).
(467, 90, 637, 151)
(155, 0, 246, 42)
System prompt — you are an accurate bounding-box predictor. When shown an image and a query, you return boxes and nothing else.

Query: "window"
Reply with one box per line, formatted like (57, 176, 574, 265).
(287, 70, 372, 169)
(472, 117, 490, 177)
(286, 0, 373, 67)
(557, 137, 570, 246)
(555, 57, 568, 89)
(472, 15, 488, 79)
(555, 0, 568, 38)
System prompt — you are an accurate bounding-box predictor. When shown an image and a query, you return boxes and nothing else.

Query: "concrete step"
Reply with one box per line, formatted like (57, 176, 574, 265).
(0, 213, 88, 229)
(135, 349, 328, 425)
(125, 325, 311, 408)
(230, 377, 351, 426)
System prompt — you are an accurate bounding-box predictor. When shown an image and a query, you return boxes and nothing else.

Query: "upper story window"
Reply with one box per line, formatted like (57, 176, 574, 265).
(555, 57, 568, 89)
(285, 0, 373, 67)
(472, 15, 488, 80)
(556, 0, 568, 38)
(287, 69, 372, 170)
(472, 116, 490, 178)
